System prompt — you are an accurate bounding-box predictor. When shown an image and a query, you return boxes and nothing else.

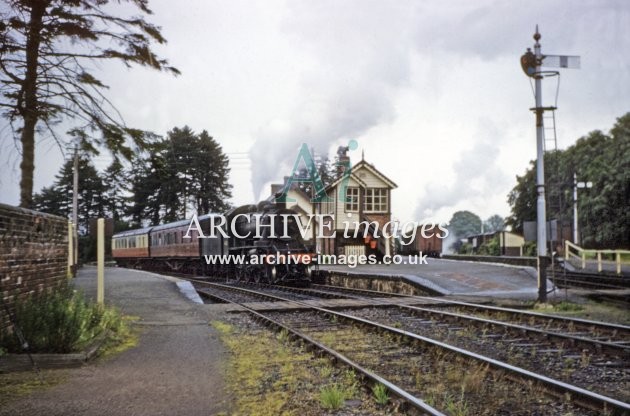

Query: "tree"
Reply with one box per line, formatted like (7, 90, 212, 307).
(484, 215, 505, 233)
(297, 153, 335, 196)
(129, 148, 165, 226)
(130, 127, 233, 224)
(102, 159, 131, 223)
(32, 156, 108, 233)
(0, 0, 179, 208)
(192, 130, 232, 213)
(447, 210, 482, 238)
(507, 112, 630, 248)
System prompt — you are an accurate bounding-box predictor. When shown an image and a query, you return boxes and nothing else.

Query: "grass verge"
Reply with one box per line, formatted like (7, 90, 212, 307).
(533, 300, 630, 325)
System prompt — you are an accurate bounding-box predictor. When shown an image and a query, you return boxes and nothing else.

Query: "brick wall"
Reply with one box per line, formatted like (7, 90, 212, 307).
(0, 203, 68, 330)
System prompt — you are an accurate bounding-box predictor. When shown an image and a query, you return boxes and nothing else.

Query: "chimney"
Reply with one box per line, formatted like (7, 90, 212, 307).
(336, 145, 350, 176)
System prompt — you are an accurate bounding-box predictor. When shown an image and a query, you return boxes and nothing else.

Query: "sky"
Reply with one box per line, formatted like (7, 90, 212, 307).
(1, 0, 629, 225)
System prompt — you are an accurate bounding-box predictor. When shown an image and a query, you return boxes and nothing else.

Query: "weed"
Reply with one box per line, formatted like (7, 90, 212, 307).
(320, 384, 345, 409)
(341, 369, 360, 398)
(0, 284, 127, 353)
(212, 321, 233, 334)
(462, 364, 488, 394)
(444, 389, 469, 416)
(414, 370, 423, 389)
(319, 365, 334, 379)
(555, 302, 583, 312)
(372, 382, 389, 405)
(276, 328, 290, 343)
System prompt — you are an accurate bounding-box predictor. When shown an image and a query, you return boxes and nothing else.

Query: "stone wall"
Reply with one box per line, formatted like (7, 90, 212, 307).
(0, 203, 68, 330)
(314, 270, 443, 296)
(441, 254, 538, 268)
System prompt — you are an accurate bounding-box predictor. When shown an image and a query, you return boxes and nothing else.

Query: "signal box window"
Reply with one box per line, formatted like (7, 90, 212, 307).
(345, 187, 359, 212)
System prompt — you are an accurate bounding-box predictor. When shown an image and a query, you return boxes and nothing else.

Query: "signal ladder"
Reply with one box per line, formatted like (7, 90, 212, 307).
(542, 108, 563, 224)
(543, 109, 558, 153)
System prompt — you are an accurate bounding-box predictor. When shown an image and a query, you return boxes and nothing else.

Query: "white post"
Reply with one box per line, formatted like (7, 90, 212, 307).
(67, 221, 74, 279)
(97, 218, 105, 305)
(534, 27, 548, 301)
(597, 252, 602, 273)
(616, 252, 621, 276)
(573, 173, 579, 245)
(72, 145, 79, 277)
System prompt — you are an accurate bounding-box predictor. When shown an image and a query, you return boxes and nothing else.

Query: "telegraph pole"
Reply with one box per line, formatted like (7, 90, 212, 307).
(72, 144, 79, 277)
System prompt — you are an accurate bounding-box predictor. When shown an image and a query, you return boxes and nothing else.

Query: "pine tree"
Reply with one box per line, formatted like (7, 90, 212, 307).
(0, 0, 178, 207)
(129, 127, 233, 224)
(32, 156, 108, 233)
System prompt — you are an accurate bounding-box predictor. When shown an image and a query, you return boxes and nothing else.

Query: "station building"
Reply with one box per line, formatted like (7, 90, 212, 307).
(270, 157, 397, 258)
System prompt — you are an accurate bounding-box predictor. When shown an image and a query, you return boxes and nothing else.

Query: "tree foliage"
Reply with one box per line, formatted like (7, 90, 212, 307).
(32, 155, 108, 232)
(0, 0, 178, 207)
(507, 113, 630, 248)
(130, 126, 233, 224)
(484, 214, 505, 233)
(297, 154, 336, 196)
(447, 210, 482, 238)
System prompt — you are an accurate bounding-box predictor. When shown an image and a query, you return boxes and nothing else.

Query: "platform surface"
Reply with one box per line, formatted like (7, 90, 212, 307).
(0, 266, 230, 416)
(321, 258, 545, 297)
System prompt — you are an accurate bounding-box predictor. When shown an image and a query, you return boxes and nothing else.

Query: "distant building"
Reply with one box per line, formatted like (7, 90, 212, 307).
(467, 231, 525, 256)
(268, 156, 397, 257)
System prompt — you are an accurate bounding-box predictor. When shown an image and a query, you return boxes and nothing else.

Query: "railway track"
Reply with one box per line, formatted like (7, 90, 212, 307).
(190, 278, 630, 415)
(417, 298, 630, 350)
(550, 269, 630, 291)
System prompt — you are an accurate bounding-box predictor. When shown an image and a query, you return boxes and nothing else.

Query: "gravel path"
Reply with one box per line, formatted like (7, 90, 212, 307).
(1, 267, 230, 416)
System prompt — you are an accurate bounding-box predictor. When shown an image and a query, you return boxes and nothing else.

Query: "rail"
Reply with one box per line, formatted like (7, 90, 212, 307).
(565, 240, 630, 275)
(193, 279, 630, 414)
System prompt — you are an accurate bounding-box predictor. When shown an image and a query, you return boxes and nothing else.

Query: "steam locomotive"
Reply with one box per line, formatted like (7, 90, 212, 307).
(112, 202, 315, 285)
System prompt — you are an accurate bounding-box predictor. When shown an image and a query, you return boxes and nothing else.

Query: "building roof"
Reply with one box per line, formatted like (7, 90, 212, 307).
(326, 159, 397, 191)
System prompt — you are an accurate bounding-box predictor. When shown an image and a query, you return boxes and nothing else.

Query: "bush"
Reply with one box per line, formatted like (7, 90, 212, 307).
(478, 237, 500, 256)
(522, 241, 537, 257)
(0, 284, 121, 353)
(457, 242, 473, 255)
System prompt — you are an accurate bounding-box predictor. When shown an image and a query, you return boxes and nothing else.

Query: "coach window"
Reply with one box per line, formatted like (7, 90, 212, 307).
(345, 187, 359, 212)
(364, 188, 387, 213)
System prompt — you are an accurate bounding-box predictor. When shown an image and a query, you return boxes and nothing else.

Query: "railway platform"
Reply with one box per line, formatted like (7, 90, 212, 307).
(0, 266, 230, 416)
(320, 257, 547, 298)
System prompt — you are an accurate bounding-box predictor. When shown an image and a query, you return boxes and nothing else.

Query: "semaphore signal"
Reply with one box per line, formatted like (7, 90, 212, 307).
(521, 25, 580, 302)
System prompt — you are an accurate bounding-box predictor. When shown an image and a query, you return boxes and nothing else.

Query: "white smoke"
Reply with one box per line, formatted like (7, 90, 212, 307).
(249, 1, 418, 198)
(414, 119, 510, 220)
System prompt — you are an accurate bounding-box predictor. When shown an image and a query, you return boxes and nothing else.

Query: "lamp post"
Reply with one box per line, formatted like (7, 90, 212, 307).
(573, 173, 592, 246)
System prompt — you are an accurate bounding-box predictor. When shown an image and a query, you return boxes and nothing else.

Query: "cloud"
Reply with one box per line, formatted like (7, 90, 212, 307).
(413, 119, 510, 220)
(249, 1, 419, 198)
